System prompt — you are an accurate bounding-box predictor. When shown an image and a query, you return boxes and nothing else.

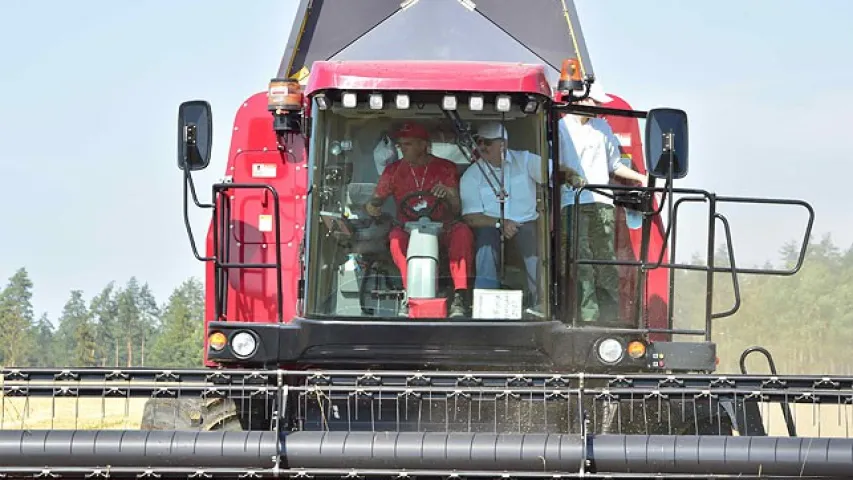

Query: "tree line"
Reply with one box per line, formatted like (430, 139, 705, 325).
(1, 233, 852, 373)
(0, 271, 203, 368)
(670, 234, 853, 375)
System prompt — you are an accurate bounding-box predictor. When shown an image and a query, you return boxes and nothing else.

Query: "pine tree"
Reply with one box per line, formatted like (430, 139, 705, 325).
(89, 283, 119, 366)
(29, 313, 55, 367)
(54, 290, 97, 367)
(116, 278, 142, 367)
(148, 278, 205, 367)
(0, 268, 36, 367)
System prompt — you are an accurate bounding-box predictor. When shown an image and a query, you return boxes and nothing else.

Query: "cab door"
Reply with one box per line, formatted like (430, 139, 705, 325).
(549, 101, 670, 334)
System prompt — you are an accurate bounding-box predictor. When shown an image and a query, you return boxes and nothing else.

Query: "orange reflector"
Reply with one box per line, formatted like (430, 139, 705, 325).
(209, 332, 227, 351)
(627, 341, 646, 359)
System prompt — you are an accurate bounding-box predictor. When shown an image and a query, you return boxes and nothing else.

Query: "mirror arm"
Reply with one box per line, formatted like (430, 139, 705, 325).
(184, 166, 213, 209)
(182, 168, 215, 262)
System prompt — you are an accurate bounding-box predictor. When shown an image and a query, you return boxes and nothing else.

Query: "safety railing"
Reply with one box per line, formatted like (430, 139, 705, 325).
(565, 184, 814, 340)
(211, 182, 286, 323)
(182, 167, 287, 323)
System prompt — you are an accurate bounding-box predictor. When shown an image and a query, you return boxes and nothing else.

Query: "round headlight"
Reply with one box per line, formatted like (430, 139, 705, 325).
(597, 338, 623, 364)
(231, 331, 257, 358)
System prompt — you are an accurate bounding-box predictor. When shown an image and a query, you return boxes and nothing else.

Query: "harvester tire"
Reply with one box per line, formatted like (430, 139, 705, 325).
(140, 397, 243, 431)
(200, 397, 244, 431)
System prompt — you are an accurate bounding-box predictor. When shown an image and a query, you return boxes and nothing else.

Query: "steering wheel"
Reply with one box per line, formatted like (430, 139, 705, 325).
(398, 190, 447, 221)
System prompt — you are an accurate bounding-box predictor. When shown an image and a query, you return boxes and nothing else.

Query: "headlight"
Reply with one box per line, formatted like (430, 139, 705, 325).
(231, 331, 258, 358)
(597, 338, 623, 364)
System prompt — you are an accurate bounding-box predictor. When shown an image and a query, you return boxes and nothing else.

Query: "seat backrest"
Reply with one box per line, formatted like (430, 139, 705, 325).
(456, 162, 471, 178)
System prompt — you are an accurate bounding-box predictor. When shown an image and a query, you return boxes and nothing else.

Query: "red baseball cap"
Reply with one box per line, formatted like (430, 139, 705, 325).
(393, 121, 430, 141)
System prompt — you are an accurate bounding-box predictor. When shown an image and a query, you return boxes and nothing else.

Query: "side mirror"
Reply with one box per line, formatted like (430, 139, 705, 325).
(177, 100, 212, 171)
(644, 108, 688, 180)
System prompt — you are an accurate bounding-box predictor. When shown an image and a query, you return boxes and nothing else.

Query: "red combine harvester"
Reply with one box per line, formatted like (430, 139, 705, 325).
(3, 1, 851, 478)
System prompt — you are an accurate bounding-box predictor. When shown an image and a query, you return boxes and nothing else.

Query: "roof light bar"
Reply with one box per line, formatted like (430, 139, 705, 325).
(495, 95, 511, 112)
(442, 94, 457, 110)
(396, 93, 410, 109)
(369, 93, 384, 110)
(523, 96, 539, 114)
(314, 93, 329, 110)
(469, 94, 484, 111)
(341, 92, 357, 108)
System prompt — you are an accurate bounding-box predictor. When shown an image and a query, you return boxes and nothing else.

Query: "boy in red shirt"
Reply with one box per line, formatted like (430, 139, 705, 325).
(365, 121, 473, 317)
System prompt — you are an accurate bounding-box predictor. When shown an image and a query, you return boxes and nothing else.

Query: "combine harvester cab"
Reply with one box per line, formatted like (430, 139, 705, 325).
(3, 0, 851, 478)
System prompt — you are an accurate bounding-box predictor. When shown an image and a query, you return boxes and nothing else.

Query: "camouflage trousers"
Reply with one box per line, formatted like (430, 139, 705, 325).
(560, 203, 619, 323)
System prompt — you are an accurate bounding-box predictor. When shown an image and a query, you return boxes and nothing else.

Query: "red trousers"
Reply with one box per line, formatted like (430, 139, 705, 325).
(389, 222, 473, 290)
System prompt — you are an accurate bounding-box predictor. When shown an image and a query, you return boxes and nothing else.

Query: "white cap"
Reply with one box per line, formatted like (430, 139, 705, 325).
(587, 82, 612, 103)
(476, 122, 508, 140)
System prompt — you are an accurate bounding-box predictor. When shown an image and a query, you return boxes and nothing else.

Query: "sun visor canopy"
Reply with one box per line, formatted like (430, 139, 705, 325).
(279, 0, 594, 88)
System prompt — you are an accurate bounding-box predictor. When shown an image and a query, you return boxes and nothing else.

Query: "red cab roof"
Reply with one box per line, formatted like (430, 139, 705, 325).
(303, 60, 552, 97)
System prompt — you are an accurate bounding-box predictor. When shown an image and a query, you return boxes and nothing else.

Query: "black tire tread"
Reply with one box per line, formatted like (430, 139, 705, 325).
(140, 397, 243, 431)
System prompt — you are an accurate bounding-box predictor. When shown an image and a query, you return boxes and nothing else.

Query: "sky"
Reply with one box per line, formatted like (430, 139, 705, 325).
(1, 0, 851, 323)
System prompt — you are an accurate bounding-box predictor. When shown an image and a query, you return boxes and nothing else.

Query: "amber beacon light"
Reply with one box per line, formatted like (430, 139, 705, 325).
(268, 78, 303, 113)
(557, 58, 584, 92)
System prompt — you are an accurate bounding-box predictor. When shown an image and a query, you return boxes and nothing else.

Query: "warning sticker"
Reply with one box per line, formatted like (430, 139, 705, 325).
(258, 214, 273, 232)
(252, 163, 277, 178)
(290, 66, 310, 86)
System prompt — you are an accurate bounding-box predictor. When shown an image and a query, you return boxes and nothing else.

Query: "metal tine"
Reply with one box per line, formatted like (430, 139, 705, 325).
(75, 391, 80, 430)
(371, 390, 377, 432)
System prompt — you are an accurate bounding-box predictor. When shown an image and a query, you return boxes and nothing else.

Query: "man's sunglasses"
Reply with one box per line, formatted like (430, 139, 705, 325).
(475, 137, 501, 147)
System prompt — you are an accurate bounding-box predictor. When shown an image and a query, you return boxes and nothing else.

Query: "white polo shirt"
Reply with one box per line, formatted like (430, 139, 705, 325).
(558, 115, 622, 207)
(460, 149, 544, 224)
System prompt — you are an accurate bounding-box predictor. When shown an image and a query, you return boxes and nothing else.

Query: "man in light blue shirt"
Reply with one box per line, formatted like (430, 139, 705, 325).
(460, 122, 544, 308)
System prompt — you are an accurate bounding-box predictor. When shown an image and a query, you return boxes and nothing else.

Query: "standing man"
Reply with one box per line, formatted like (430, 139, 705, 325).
(460, 122, 543, 310)
(365, 121, 474, 317)
(559, 83, 647, 324)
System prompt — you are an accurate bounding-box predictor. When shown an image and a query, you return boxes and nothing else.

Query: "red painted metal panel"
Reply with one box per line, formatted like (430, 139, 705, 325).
(203, 92, 308, 366)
